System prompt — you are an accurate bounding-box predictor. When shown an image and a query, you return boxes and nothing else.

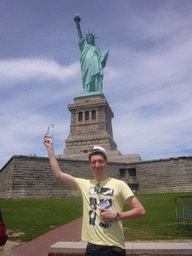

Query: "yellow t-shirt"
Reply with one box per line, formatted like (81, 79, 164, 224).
(75, 177, 134, 249)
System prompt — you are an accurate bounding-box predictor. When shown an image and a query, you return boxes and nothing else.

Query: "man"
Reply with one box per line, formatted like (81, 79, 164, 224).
(44, 135, 146, 256)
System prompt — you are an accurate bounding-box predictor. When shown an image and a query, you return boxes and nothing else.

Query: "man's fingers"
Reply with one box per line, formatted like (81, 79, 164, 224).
(43, 134, 54, 147)
(100, 208, 106, 213)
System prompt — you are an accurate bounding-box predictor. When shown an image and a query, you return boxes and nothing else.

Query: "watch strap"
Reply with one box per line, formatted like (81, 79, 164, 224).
(116, 212, 121, 220)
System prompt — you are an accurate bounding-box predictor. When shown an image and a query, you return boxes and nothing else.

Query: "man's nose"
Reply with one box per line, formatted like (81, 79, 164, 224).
(95, 161, 100, 167)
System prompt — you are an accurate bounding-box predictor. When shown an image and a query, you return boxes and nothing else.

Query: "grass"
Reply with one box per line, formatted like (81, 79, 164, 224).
(0, 192, 191, 243)
(123, 192, 192, 241)
(0, 197, 83, 242)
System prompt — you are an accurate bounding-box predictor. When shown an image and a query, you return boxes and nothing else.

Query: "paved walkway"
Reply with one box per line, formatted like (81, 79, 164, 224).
(1, 218, 191, 256)
(6, 217, 82, 256)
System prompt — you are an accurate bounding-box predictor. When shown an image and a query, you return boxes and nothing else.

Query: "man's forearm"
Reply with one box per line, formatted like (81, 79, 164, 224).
(100, 206, 146, 223)
(44, 135, 77, 189)
(47, 146, 62, 179)
(119, 207, 146, 220)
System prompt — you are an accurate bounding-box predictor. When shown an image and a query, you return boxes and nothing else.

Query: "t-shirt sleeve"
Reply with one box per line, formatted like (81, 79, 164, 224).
(119, 180, 134, 202)
(75, 177, 86, 194)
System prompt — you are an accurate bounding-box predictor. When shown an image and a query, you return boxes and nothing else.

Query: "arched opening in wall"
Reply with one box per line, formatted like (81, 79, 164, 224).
(85, 111, 89, 120)
(78, 112, 82, 122)
(92, 110, 96, 120)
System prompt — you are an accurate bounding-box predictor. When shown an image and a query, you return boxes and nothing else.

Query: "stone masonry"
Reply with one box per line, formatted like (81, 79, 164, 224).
(0, 154, 191, 199)
(63, 94, 141, 163)
(1, 93, 192, 199)
(64, 94, 118, 155)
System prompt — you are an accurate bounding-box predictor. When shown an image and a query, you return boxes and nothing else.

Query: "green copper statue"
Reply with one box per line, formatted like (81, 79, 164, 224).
(74, 14, 109, 96)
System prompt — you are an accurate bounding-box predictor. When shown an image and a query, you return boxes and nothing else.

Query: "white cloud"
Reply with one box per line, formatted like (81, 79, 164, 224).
(113, 88, 192, 159)
(102, 25, 192, 161)
(1, 3, 192, 169)
(104, 65, 122, 81)
(0, 58, 81, 90)
(124, 7, 192, 41)
(106, 29, 192, 94)
(0, 111, 69, 168)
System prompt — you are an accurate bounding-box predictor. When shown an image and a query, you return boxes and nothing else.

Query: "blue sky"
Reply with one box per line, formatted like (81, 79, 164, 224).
(1, 0, 192, 168)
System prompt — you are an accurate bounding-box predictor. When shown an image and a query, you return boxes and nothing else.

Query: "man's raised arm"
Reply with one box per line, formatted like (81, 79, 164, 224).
(43, 134, 77, 190)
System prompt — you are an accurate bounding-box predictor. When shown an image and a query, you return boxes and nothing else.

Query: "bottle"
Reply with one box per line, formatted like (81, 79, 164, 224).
(47, 124, 54, 140)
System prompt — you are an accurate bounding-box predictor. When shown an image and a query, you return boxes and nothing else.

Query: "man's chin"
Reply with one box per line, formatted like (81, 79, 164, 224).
(94, 169, 102, 173)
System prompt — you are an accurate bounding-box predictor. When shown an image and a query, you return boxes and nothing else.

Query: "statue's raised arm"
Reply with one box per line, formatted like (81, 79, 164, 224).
(74, 14, 109, 96)
(74, 14, 82, 40)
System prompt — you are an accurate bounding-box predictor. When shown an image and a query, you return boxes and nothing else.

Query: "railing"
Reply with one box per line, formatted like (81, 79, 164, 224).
(175, 195, 192, 226)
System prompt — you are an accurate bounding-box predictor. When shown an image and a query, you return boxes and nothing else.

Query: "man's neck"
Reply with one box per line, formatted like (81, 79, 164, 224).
(94, 175, 108, 182)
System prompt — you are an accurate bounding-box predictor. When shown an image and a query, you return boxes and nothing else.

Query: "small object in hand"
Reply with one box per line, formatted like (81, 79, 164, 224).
(47, 124, 54, 140)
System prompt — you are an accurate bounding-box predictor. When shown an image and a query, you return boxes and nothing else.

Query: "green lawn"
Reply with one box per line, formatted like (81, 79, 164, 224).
(0, 192, 191, 243)
(123, 192, 192, 241)
(0, 197, 83, 242)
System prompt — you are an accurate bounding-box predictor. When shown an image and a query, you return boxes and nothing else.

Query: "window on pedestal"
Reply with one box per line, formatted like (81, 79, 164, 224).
(92, 110, 96, 120)
(78, 112, 82, 122)
(85, 111, 89, 120)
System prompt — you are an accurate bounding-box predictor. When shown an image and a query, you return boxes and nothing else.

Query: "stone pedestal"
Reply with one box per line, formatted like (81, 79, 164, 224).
(63, 94, 120, 158)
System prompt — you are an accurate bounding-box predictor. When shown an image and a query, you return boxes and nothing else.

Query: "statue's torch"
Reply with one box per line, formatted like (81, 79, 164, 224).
(74, 14, 81, 26)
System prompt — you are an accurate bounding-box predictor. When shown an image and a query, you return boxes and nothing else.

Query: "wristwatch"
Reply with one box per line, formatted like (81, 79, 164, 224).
(116, 213, 121, 220)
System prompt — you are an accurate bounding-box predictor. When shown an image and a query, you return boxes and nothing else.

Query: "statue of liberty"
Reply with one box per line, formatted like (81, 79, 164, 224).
(74, 14, 109, 95)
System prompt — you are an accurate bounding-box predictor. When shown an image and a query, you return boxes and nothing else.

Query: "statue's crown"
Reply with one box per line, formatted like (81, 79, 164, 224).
(84, 30, 98, 39)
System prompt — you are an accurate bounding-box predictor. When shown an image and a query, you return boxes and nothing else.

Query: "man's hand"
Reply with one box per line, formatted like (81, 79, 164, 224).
(100, 208, 116, 222)
(43, 134, 54, 149)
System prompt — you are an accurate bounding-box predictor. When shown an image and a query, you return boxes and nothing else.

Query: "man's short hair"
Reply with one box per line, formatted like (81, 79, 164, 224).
(89, 145, 107, 162)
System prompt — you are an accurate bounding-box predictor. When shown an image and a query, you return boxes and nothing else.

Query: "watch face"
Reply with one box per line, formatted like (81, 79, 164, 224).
(116, 213, 120, 220)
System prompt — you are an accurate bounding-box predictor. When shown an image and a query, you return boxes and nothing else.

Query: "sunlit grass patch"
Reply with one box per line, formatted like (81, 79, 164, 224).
(0, 192, 191, 243)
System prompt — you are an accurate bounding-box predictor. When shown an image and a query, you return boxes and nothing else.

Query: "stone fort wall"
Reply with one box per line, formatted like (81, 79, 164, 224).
(0, 155, 192, 199)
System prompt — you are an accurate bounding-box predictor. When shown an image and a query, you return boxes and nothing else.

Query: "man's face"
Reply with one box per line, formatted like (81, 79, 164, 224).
(89, 154, 108, 176)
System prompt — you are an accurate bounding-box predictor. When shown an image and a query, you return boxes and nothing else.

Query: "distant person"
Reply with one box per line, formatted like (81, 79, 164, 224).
(44, 135, 146, 256)
(0, 209, 8, 246)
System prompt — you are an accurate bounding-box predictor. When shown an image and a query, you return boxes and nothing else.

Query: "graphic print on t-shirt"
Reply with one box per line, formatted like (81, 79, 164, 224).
(88, 185, 114, 229)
